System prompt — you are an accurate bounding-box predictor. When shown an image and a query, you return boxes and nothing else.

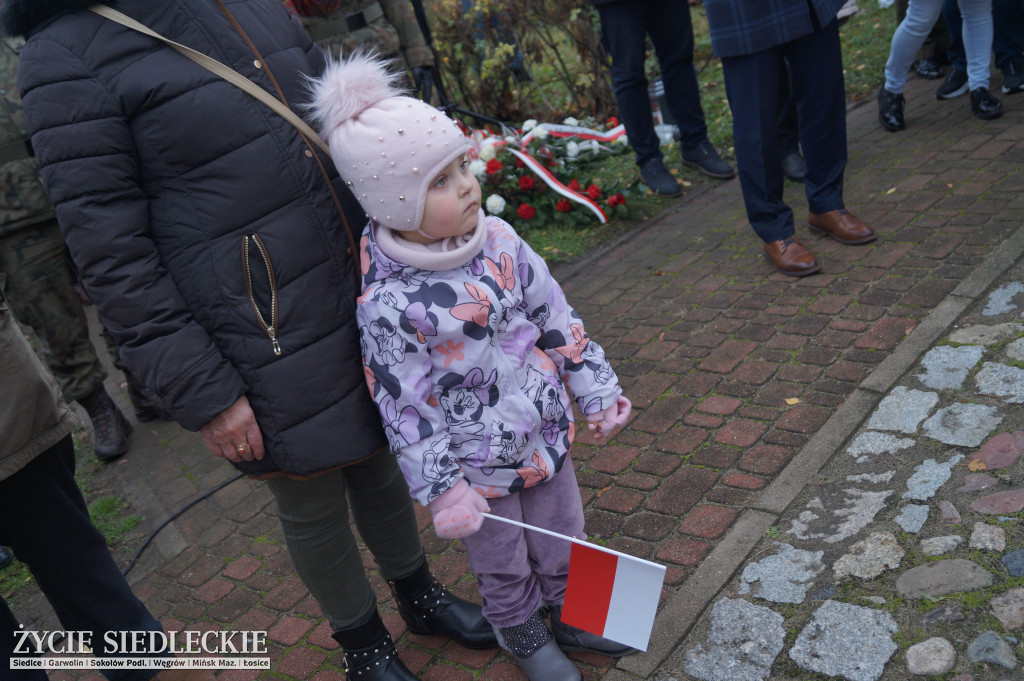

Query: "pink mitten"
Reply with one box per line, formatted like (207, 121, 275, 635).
(428, 479, 490, 539)
(587, 395, 632, 440)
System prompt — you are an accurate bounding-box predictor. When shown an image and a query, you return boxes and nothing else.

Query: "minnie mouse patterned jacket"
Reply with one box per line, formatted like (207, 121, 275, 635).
(357, 216, 622, 505)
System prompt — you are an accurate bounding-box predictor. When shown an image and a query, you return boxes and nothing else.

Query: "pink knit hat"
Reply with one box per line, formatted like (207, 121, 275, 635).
(309, 54, 469, 232)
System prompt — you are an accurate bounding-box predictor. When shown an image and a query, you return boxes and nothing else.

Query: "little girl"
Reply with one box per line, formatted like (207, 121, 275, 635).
(311, 55, 632, 681)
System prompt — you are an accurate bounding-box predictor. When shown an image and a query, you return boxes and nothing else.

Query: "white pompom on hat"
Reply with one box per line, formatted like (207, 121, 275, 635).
(309, 52, 469, 232)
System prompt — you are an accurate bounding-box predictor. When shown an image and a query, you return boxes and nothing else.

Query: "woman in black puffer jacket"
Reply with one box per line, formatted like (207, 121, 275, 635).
(2, 1, 494, 676)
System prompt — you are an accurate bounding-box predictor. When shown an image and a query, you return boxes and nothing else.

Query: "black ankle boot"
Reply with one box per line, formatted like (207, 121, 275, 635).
(877, 87, 905, 131)
(331, 610, 421, 680)
(388, 558, 497, 649)
(78, 387, 132, 462)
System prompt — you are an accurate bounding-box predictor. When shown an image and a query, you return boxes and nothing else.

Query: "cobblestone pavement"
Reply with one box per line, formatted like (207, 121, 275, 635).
(10, 69, 1024, 681)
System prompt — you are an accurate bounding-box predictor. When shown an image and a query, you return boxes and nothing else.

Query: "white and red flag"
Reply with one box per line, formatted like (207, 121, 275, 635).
(480, 513, 666, 652)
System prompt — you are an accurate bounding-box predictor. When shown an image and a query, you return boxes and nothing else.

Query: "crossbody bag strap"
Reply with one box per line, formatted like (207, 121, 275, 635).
(87, 3, 363, 279)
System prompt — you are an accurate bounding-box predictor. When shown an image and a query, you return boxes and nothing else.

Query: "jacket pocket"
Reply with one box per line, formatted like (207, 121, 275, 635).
(242, 233, 282, 356)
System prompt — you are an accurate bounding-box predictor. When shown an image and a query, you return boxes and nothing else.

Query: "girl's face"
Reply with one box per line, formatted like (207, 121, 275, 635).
(409, 154, 481, 243)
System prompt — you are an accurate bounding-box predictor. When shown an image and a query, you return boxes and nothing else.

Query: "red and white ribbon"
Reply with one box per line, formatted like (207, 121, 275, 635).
(505, 148, 607, 224)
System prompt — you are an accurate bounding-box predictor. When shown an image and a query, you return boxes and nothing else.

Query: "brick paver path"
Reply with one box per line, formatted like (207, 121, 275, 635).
(25, 71, 1024, 681)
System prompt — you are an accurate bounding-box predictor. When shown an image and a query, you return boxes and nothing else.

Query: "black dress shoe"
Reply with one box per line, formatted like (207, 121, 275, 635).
(681, 139, 736, 179)
(781, 150, 806, 182)
(389, 558, 497, 649)
(970, 87, 1003, 119)
(638, 157, 682, 197)
(877, 87, 905, 131)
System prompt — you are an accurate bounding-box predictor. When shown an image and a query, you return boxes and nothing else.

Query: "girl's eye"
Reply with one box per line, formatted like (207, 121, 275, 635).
(459, 159, 469, 172)
(433, 175, 448, 188)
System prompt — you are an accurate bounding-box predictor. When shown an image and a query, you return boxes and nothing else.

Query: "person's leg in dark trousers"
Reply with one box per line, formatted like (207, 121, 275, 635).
(721, 48, 792, 242)
(784, 19, 847, 216)
(0, 436, 162, 681)
(642, 0, 709, 150)
(778, 66, 800, 160)
(596, 0, 661, 167)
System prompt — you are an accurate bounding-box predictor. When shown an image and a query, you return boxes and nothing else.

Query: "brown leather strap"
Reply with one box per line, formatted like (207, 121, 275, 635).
(213, 0, 362, 278)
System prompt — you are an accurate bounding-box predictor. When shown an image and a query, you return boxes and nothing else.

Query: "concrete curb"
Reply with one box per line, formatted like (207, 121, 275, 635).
(617, 222, 1024, 678)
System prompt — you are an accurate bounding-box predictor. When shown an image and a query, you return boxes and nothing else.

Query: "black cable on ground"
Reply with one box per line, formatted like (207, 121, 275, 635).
(121, 472, 245, 577)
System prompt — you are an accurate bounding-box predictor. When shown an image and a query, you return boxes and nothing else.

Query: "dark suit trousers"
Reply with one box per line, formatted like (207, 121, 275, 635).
(597, 0, 709, 166)
(721, 19, 847, 243)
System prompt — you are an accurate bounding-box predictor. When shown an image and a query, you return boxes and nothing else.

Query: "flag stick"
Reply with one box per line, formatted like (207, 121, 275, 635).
(480, 512, 665, 569)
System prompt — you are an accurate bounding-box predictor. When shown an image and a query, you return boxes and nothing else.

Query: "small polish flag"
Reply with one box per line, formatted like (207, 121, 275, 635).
(560, 542, 666, 652)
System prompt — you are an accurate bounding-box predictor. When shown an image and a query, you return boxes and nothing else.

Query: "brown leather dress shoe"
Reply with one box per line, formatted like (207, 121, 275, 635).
(808, 209, 877, 244)
(763, 236, 821, 277)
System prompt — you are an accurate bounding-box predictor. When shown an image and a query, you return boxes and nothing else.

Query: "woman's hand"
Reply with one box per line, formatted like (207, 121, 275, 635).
(200, 395, 265, 462)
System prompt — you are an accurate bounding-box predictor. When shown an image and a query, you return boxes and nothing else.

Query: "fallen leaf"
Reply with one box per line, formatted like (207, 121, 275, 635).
(785, 398, 800, 405)
(681, 180, 693, 187)
(886, 187, 896, 194)
(658, 332, 665, 341)
(968, 459, 987, 471)
(595, 485, 612, 498)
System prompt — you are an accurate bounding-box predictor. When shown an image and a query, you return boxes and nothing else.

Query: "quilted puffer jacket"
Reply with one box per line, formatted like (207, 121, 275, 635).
(3, 0, 387, 476)
(357, 217, 622, 505)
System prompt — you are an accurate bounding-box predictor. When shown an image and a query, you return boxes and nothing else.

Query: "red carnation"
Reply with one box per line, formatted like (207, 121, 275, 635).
(568, 179, 581, 192)
(516, 159, 526, 168)
(608, 193, 626, 207)
(486, 159, 503, 175)
(555, 199, 572, 213)
(517, 203, 536, 220)
(607, 116, 619, 127)
(519, 176, 535, 190)
(586, 184, 601, 200)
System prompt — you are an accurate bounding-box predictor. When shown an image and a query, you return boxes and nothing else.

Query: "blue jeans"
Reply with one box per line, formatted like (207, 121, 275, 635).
(945, 0, 1024, 72)
(0, 437, 163, 681)
(885, 0, 994, 93)
(596, 0, 709, 165)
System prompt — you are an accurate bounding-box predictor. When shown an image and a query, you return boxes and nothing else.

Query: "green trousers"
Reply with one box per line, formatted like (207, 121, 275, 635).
(266, 450, 424, 631)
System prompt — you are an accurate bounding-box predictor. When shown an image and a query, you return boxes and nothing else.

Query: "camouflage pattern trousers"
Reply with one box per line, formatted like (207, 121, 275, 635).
(0, 218, 111, 403)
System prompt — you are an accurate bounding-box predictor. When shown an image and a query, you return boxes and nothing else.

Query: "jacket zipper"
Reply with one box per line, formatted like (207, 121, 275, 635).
(243, 234, 281, 356)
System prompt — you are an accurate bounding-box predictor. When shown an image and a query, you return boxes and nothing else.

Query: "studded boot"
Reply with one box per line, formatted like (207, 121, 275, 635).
(331, 610, 421, 681)
(496, 610, 581, 681)
(78, 387, 132, 462)
(388, 557, 497, 649)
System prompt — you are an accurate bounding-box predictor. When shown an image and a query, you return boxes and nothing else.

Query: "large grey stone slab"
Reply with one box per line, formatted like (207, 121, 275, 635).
(1007, 336, 1024, 361)
(788, 489, 894, 544)
(906, 637, 956, 676)
(982, 282, 1024, 316)
(833, 532, 904, 580)
(920, 535, 964, 556)
(866, 387, 938, 434)
(976, 362, 1024, 403)
(967, 630, 1018, 669)
(921, 403, 1003, 447)
(970, 522, 1007, 551)
(949, 322, 1024, 344)
(917, 345, 985, 390)
(789, 600, 897, 681)
(845, 432, 915, 464)
(894, 504, 929, 533)
(896, 559, 994, 598)
(682, 598, 785, 681)
(990, 588, 1024, 629)
(846, 471, 896, 484)
(903, 454, 964, 500)
(738, 543, 824, 604)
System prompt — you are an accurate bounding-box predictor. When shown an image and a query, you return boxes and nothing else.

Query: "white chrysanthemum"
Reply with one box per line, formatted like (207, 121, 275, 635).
(478, 141, 497, 161)
(566, 141, 579, 159)
(616, 134, 629, 145)
(485, 194, 506, 214)
(522, 119, 538, 132)
(563, 117, 579, 126)
(469, 159, 487, 177)
(533, 126, 549, 140)
(581, 139, 600, 155)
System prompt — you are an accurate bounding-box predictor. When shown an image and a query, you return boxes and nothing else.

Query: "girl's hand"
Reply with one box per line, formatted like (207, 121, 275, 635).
(428, 478, 490, 538)
(587, 395, 631, 440)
